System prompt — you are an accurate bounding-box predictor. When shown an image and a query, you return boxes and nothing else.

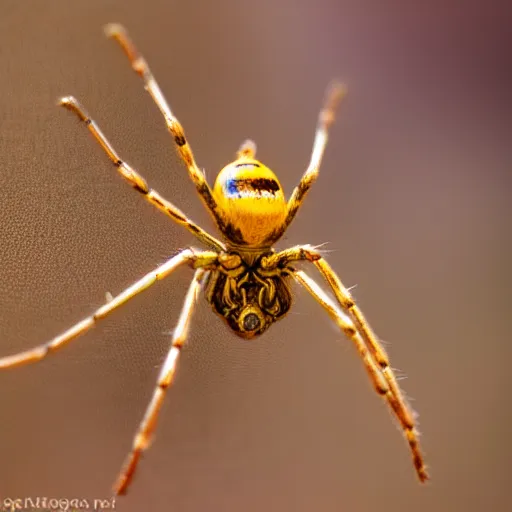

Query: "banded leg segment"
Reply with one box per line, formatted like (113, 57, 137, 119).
(282, 83, 346, 233)
(114, 268, 206, 495)
(266, 245, 420, 436)
(264, 246, 428, 482)
(293, 269, 428, 482)
(59, 96, 225, 252)
(313, 256, 422, 449)
(0, 249, 218, 370)
(104, 24, 221, 222)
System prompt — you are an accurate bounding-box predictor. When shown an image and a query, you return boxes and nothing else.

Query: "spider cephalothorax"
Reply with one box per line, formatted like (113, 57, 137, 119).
(0, 23, 429, 497)
(205, 251, 292, 338)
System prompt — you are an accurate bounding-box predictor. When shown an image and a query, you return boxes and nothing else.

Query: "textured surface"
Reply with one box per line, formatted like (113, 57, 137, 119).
(0, 1, 510, 511)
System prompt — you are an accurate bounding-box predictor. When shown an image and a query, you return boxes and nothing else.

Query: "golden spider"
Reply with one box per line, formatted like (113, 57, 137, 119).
(0, 24, 429, 495)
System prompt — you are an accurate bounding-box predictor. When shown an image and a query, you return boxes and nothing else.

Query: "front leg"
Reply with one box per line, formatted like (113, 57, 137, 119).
(59, 97, 225, 251)
(104, 24, 222, 224)
(280, 83, 346, 236)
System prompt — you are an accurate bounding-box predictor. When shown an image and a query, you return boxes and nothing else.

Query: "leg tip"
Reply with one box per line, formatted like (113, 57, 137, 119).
(327, 80, 348, 100)
(104, 22, 126, 38)
(419, 468, 431, 483)
(58, 96, 90, 122)
(113, 481, 127, 497)
(113, 468, 131, 496)
(58, 95, 77, 107)
(320, 81, 347, 127)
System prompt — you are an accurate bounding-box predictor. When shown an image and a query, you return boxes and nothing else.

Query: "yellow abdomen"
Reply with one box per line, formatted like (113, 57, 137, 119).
(213, 158, 287, 247)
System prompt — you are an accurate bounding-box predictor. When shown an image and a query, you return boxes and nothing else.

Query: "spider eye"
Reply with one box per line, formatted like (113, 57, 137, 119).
(243, 312, 261, 332)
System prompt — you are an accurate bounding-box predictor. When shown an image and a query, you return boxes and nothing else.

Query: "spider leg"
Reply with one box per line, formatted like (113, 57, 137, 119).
(282, 82, 346, 233)
(59, 96, 225, 252)
(263, 246, 429, 481)
(292, 268, 428, 482)
(0, 249, 218, 370)
(114, 268, 206, 495)
(104, 24, 221, 223)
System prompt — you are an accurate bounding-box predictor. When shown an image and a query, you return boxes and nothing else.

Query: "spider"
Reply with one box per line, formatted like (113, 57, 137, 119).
(0, 24, 429, 495)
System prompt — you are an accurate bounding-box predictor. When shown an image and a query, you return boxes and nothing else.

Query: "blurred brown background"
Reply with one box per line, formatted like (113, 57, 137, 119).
(0, 1, 510, 511)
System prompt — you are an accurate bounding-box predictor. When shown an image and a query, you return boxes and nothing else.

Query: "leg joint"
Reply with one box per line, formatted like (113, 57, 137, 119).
(174, 133, 186, 147)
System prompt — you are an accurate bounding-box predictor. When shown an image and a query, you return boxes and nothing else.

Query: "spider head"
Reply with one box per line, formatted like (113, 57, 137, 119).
(212, 140, 287, 247)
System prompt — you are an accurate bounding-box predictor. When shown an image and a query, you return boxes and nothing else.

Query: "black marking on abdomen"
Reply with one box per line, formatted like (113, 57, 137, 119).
(225, 178, 280, 196)
(235, 162, 261, 168)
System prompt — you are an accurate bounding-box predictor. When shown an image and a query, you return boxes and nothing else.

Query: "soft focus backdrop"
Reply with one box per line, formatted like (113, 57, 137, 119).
(0, 1, 510, 511)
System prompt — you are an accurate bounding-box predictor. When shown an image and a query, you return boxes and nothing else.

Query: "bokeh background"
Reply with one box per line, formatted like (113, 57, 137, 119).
(0, 1, 510, 511)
